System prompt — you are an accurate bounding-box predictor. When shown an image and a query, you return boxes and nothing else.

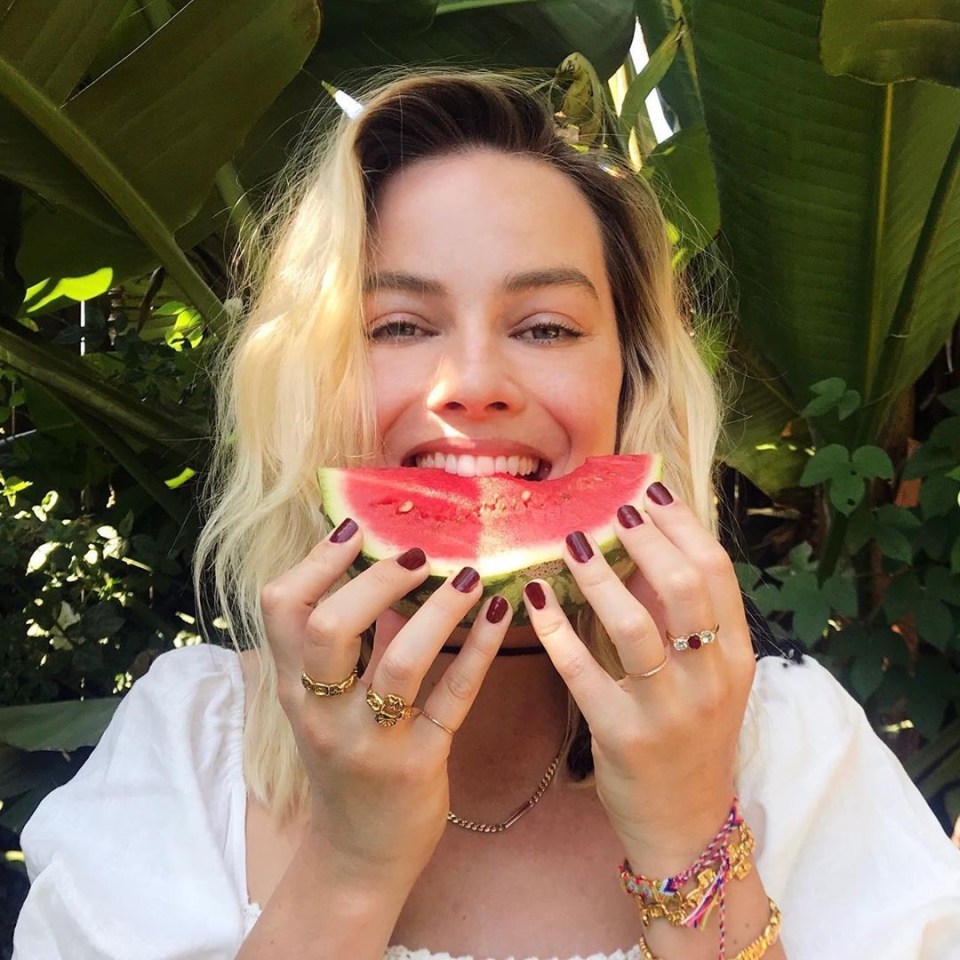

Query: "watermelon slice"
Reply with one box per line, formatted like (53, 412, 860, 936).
(317, 454, 662, 626)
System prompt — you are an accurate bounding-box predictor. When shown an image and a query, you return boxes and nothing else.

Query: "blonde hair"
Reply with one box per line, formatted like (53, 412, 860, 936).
(193, 70, 722, 820)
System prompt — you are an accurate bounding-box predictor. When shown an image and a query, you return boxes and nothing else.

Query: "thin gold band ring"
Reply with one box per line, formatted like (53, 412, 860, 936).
(417, 710, 456, 736)
(622, 655, 668, 681)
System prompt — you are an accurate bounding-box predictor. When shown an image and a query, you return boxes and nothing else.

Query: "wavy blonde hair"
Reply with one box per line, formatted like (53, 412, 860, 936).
(193, 70, 722, 820)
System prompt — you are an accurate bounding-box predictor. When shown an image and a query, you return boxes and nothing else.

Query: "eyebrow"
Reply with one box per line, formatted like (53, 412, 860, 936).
(364, 267, 599, 301)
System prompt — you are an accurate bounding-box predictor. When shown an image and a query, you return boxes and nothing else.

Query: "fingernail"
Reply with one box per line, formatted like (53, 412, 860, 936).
(486, 595, 509, 623)
(647, 482, 673, 506)
(524, 581, 547, 610)
(329, 518, 358, 543)
(452, 566, 480, 593)
(565, 531, 593, 563)
(617, 504, 643, 528)
(397, 547, 427, 570)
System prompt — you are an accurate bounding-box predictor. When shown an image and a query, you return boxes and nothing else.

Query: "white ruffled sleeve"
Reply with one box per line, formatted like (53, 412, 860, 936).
(742, 655, 960, 960)
(13, 644, 250, 960)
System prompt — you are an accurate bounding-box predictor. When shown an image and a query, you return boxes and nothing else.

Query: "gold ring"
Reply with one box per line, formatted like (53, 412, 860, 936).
(417, 710, 456, 736)
(301, 668, 358, 697)
(666, 623, 719, 652)
(366, 686, 414, 727)
(622, 654, 668, 680)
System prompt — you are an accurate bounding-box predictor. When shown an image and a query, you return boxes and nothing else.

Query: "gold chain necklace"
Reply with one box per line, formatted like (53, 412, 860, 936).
(446, 732, 569, 834)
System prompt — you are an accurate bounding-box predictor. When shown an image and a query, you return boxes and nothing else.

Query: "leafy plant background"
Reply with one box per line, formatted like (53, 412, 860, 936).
(1, 0, 959, 950)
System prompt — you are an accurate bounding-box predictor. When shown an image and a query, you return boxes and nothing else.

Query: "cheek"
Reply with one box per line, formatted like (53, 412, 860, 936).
(369, 354, 407, 433)
(543, 360, 622, 449)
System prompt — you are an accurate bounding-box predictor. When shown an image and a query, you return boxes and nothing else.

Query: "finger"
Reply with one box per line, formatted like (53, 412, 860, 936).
(562, 531, 668, 677)
(301, 546, 432, 687)
(521, 579, 625, 730)
(369, 565, 484, 705)
(614, 499, 721, 656)
(639, 482, 751, 654)
(421, 595, 513, 733)
(260, 519, 364, 680)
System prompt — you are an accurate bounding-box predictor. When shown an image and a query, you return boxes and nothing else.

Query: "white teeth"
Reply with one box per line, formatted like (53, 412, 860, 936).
(413, 452, 542, 478)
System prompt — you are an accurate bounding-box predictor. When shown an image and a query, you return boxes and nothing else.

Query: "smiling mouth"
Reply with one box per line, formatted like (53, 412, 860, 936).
(403, 452, 552, 480)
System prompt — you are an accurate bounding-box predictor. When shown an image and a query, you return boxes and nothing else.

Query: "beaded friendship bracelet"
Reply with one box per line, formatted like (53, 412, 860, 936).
(618, 798, 772, 960)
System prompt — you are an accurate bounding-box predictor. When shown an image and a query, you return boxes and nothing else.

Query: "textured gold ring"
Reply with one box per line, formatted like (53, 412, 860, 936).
(366, 686, 414, 727)
(666, 623, 719, 652)
(300, 668, 358, 697)
(622, 654, 669, 681)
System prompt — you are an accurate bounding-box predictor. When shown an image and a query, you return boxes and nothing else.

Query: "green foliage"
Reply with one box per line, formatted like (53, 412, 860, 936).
(740, 378, 960, 824)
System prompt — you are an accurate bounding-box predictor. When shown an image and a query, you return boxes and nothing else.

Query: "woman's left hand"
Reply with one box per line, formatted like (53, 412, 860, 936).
(522, 481, 756, 877)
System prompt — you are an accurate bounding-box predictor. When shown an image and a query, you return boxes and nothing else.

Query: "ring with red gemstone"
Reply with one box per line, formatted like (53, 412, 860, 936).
(666, 624, 719, 652)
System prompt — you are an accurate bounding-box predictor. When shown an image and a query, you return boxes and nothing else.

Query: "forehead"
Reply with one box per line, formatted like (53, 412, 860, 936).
(367, 150, 610, 292)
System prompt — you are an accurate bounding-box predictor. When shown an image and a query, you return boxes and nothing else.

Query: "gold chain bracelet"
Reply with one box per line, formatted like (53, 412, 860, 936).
(637, 897, 781, 960)
(623, 821, 755, 927)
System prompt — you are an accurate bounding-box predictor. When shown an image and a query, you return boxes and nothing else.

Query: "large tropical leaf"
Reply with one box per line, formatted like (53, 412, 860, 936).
(645, 122, 720, 264)
(820, 0, 960, 87)
(1, 0, 321, 310)
(0, 699, 120, 752)
(687, 0, 960, 455)
(233, 0, 638, 200)
(0, 0, 128, 103)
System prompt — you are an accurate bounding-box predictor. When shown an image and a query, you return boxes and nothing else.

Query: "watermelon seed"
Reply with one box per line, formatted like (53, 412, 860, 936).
(397, 500, 414, 514)
(521, 490, 532, 503)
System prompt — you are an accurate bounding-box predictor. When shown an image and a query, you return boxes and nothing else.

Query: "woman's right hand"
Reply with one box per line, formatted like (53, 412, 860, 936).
(259, 518, 511, 893)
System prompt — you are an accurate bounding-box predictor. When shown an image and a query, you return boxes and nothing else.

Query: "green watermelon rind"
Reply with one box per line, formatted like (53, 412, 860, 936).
(318, 455, 662, 627)
(347, 536, 633, 627)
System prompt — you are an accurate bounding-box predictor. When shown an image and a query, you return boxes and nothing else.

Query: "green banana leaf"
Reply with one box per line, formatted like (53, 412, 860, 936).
(687, 0, 960, 469)
(233, 0, 637, 200)
(0, 0, 128, 103)
(0, 0, 321, 312)
(645, 121, 720, 264)
(820, 0, 960, 87)
(0, 698, 120, 752)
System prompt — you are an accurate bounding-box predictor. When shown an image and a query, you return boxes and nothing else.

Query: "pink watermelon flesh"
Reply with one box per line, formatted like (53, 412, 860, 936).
(318, 454, 662, 626)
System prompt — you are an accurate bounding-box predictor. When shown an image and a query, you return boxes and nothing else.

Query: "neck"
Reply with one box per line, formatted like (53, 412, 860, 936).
(376, 614, 572, 815)
(440, 650, 571, 818)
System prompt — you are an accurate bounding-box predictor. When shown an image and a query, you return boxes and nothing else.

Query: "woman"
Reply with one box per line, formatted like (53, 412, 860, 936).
(14, 72, 960, 960)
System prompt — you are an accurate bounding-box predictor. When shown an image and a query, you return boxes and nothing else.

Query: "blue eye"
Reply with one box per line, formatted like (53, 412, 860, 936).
(368, 319, 427, 341)
(517, 321, 583, 343)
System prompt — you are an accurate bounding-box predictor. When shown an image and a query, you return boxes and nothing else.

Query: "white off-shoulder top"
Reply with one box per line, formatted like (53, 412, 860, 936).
(13, 644, 960, 959)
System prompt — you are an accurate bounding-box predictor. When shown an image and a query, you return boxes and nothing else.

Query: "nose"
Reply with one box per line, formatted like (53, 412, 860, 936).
(425, 338, 525, 419)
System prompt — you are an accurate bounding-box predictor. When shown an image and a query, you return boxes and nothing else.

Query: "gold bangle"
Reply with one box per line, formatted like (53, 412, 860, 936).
(637, 897, 781, 960)
(731, 898, 781, 960)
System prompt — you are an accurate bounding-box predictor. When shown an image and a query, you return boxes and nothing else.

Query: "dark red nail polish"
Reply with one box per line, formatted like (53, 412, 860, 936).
(524, 581, 547, 610)
(486, 595, 509, 623)
(452, 566, 480, 593)
(397, 547, 427, 570)
(565, 531, 593, 563)
(647, 482, 673, 506)
(330, 518, 358, 543)
(617, 504, 643, 528)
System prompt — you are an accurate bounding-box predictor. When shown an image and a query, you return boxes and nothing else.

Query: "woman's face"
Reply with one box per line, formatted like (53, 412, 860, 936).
(364, 150, 624, 481)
